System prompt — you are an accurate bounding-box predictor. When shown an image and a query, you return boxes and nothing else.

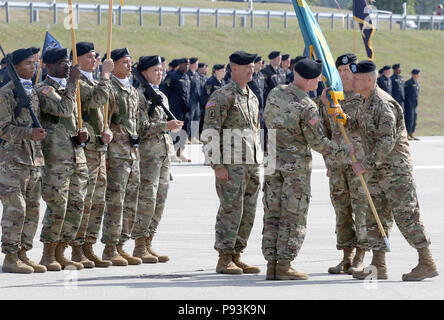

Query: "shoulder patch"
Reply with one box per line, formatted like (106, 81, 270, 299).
(206, 100, 216, 109)
(42, 87, 53, 95)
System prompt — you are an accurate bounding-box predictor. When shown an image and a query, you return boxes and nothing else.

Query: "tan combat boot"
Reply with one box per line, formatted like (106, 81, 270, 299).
(117, 243, 142, 265)
(216, 253, 243, 274)
(102, 244, 128, 266)
(133, 237, 158, 263)
(402, 247, 439, 281)
(347, 248, 366, 274)
(39, 242, 62, 271)
(146, 235, 169, 262)
(18, 248, 47, 273)
(2, 252, 34, 274)
(71, 245, 95, 268)
(266, 260, 277, 280)
(275, 260, 309, 280)
(55, 242, 84, 270)
(328, 247, 354, 274)
(82, 243, 112, 267)
(353, 250, 388, 280)
(232, 253, 260, 274)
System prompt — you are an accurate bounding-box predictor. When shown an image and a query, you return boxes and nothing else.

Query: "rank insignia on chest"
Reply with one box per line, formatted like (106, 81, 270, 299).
(309, 115, 319, 127)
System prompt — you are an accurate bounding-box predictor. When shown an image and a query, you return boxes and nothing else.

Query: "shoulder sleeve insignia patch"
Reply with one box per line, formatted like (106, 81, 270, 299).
(309, 115, 319, 127)
(206, 100, 216, 109)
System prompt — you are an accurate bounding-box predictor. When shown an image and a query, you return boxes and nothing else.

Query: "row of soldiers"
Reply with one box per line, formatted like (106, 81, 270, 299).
(0, 43, 183, 273)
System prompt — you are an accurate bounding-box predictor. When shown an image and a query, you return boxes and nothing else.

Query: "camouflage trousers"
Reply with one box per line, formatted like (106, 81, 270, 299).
(131, 155, 170, 239)
(262, 169, 310, 262)
(366, 164, 431, 252)
(101, 157, 140, 245)
(72, 150, 107, 246)
(328, 164, 370, 250)
(0, 163, 41, 254)
(40, 162, 89, 243)
(214, 164, 260, 254)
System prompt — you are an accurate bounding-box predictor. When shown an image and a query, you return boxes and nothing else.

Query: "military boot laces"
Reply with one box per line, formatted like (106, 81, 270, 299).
(266, 260, 277, 280)
(232, 253, 260, 274)
(353, 250, 388, 280)
(328, 247, 354, 274)
(71, 245, 95, 268)
(18, 248, 47, 273)
(402, 247, 439, 281)
(39, 242, 62, 271)
(82, 243, 112, 268)
(55, 242, 84, 270)
(146, 236, 169, 262)
(133, 237, 158, 263)
(117, 244, 142, 265)
(2, 252, 34, 274)
(347, 248, 366, 274)
(275, 261, 309, 280)
(102, 244, 128, 266)
(216, 253, 242, 274)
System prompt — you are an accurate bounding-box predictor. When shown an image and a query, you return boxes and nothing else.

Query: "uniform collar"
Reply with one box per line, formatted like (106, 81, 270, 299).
(80, 70, 95, 83)
(45, 76, 65, 90)
(231, 79, 250, 97)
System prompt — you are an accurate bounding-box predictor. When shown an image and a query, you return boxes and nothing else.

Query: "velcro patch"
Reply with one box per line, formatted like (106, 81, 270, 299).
(206, 101, 216, 109)
(42, 87, 53, 95)
(309, 115, 319, 127)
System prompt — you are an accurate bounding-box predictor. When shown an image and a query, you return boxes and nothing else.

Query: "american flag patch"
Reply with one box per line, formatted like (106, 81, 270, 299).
(42, 87, 52, 95)
(309, 116, 319, 126)
(206, 101, 216, 109)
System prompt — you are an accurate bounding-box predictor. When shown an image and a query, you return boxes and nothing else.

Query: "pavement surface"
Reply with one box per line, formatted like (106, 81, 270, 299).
(0, 136, 443, 301)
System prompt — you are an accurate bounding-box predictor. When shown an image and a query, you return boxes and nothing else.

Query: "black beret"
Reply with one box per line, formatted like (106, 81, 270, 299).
(189, 57, 198, 64)
(213, 64, 225, 71)
(95, 52, 100, 59)
(378, 68, 383, 74)
(254, 56, 262, 63)
(350, 60, 377, 74)
(281, 54, 290, 61)
(382, 65, 391, 71)
(198, 62, 207, 69)
(43, 48, 69, 64)
(229, 51, 257, 65)
(160, 56, 165, 62)
(30, 47, 40, 54)
(76, 42, 94, 57)
(392, 63, 401, 69)
(335, 53, 357, 67)
(292, 56, 308, 70)
(411, 69, 420, 74)
(177, 58, 189, 64)
(294, 59, 323, 79)
(137, 55, 162, 72)
(11, 48, 35, 65)
(101, 53, 108, 62)
(170, 59, 179, 68)
(111, 48, 130, 61)
(268, 51, 281, 60)
(290, 58, 298, 65)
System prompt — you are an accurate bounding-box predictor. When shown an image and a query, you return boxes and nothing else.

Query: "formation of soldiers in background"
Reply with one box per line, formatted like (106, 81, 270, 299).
(0, 43, 437, 283)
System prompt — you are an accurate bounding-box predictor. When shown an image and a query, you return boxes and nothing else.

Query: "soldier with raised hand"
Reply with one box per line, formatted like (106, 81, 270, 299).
(262, 59, 352, 281)
(101, 48, 142, 266)
(69, 42, 114, 268)
(331, 60, 438, 281)
(317, 53, 369, 275)
(0, 48, 47, 274)
(131, 55, 183, 264)
(202, 51, 262, 275)
(36, 47, 88, 271)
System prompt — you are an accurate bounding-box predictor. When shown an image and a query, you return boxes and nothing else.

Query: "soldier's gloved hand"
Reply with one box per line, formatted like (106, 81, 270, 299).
(167, 120, 184, 133)
(77, 130, 89, 143)
(68, 64, 81, 83)
(101, 129, 113, 145)
(352, 162, 366, 176)
(101, 59, 114, 78)
(214, 167, 229, 181)
(32, 128, 47, 141)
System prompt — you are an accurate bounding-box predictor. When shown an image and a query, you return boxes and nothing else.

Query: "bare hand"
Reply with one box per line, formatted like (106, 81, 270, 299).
(68, 64, 81, 83)
(321, 87, 329, 106)
(352, 162, 366, 176)
(214, 167, 229, 180)
(167, 120, 184, 132)
(31, 128, 47, 141)
(100, 129, 113, 144)
(101, 59, 114, 77)
(77, 130, 89, 143)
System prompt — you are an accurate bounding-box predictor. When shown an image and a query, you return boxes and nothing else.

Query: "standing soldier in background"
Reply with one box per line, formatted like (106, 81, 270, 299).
(187, 57, 202, 144)
(36, 48, 88, 271)
(318, 54, 369, 275)
(261, 51, 286, 101)
(101, 48, 142, 266)
(0, 48, 47, 273)
(247, 56, 266, 148)
(202, 51, 262, 275)
(280, 54, 292, 84)
(404, 69, 421, 141)
(70, 42, 114, 268)
(131, 55, 184, 263)
(377, 65, 392, 95)
(390, 64, 405, 114)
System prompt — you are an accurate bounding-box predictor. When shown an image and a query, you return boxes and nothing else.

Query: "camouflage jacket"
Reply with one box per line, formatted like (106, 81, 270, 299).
(317, 91, 365, 167)
(0, 81, 44, 167)
(108, 76, 140, 160)
(137, 87, 174, 159)
(78, 73, 111, 152)
(34, 77, 86, 164)
(350, 86, 412, 171)
(202, 79, 262, 168)
(264, 83, 347, 173)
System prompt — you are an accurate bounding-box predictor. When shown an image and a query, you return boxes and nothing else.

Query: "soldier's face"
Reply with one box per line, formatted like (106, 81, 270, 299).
(338, 64, 353, 91)
(412, 73, 420, 81)
(352, 73, 373, 93)
(254, 61, 262, 72)
(142, 65, 163, 86)
(214, 68, 226, 80)
(395, 68, 401, 75)
(281, 59, 290, 69)
(232, 63, 255, 83)
(179, 61, 190, 73)
(383, 69, 391, 77)
(114, 56, 132, 77)
(78, 51, 96, 72)
(15, 57, 36, 80)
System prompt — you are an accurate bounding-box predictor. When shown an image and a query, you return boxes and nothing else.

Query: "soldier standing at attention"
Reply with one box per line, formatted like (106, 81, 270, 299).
(131, 55, 183, 263)
(101, 48, 142, 266)
(404, 69, 421, 141)
(202, 51, 262, 275)
(0, 48, 47, 273)
(280, 54, 292, 84)
(377, 65, 392, 95)
(390, 64, 405, 114)
(332, 60, 438, 281)
(186, 57, 202, 144)
(70, 42, 114, 268)
(261, 51, 286, 101)
(36, 48, 88, 271)
(262, 59, 352, 281)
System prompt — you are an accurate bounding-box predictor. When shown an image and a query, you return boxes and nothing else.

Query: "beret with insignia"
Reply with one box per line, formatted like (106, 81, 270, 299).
(229, 51, 257, 65)
(111, 48, 131, 61)
(282, 54, 290, 61)
(43, 48, 69, 64)
(137, 55, 162, 72)
(11, 48, 35, 65)
(335, 53, 357, 67)
(350, 60, 377, 74)
(294, 59, 323, 79)
(268, 51, 281, 60)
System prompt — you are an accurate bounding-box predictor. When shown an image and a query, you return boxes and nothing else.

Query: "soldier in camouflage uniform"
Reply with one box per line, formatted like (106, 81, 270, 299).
(0, 48, 47, 273)
(317, 54, 369, 275)
(262, 59, 351, 281)
(100, 48, 142, 266)
(332, 60, 438, 281)
(70, 42, 114, 268)
(131, 55, 184, 263)
(36, 48, 89, 271)
(202, 51, 262, 275)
